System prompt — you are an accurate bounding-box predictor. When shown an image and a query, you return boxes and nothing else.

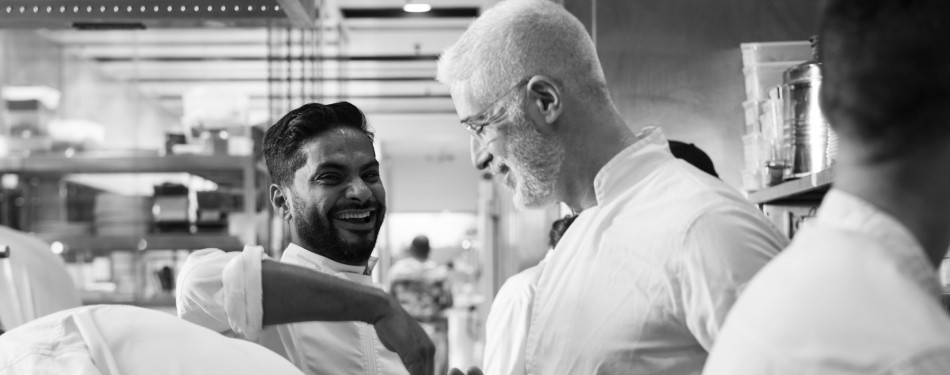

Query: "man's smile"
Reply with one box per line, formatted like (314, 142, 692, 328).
(332, 208, 377, 230)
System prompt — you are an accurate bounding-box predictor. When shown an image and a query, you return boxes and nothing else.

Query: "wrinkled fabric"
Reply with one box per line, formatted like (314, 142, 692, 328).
(484, 251, 549, 375)
(705, 190, 950, 375)
(524, 128, 788, 375)
(177, 244, 407, 375)
(0, 305, 304, 375)
(0, 226, 80, 331)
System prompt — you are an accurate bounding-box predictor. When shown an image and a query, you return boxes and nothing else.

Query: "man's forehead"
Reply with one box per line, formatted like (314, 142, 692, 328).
(300, 128, 377, 167)
(451, 82, 481, 120)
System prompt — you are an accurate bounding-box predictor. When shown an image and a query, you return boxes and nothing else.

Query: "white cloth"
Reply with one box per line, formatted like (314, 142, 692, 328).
(0, 226, 80, 331)
(524, 128, 788, 375)
(704, 190, 950, 375)
(484, 251, 550, 375)
(0, 305, 305, 375)
(176, 243, 408, 375)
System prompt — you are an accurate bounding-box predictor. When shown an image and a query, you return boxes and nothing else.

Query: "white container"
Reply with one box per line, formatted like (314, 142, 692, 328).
(742, 168, 763, 192)
(740, 41, 812, 67)
(760, 98, 784, 141)
(742, 132, 771, 171)
(743, 100, 762, 134)
(744, 61, 802, 101)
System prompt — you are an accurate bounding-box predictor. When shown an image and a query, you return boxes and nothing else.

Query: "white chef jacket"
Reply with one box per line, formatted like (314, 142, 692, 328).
(524, 128, 788, 374)
(176, 243, 408, 375)
(0, 305, 305, 375)
(704, 190, 950, 374)
(0, 225, 80, 331)
(484, 250, 550, 375)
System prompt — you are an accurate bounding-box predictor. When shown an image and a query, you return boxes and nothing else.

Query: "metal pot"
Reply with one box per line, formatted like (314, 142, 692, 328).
(782, 37, 835, 179)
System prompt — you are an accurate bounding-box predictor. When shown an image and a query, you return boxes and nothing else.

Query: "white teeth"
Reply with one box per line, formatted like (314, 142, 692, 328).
(335, 211, 371, 220)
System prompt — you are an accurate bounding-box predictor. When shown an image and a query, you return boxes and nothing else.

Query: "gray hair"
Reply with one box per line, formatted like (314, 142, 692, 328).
(437, 0, 609, 107)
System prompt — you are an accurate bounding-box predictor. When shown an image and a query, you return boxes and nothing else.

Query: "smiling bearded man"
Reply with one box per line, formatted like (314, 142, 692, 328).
(176, 102, 433, 375)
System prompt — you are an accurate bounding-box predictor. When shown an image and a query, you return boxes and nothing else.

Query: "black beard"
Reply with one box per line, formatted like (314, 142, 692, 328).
(292, 196, 386, 266)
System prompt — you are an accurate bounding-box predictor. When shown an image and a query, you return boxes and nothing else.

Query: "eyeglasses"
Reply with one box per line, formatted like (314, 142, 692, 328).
(460, 77, 530, 140)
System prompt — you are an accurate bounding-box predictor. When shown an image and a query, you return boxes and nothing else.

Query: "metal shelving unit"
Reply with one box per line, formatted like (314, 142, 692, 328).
(37, 233, 244, 254)
(0, 154, 266, 308)
(749, 166, 836, 205)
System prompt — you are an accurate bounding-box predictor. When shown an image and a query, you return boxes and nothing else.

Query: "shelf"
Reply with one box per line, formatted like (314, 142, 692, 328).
(37, 233, 244, 252)
(0, 154, 257, 187)
(748, 165, 836, 205)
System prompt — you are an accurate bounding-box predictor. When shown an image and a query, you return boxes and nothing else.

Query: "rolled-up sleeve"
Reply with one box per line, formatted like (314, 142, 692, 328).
(176, 245, 267, 341)
(679, 207, 787, 351)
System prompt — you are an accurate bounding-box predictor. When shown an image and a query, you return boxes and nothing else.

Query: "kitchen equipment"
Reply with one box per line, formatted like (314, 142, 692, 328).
(782, 36, 835, 179)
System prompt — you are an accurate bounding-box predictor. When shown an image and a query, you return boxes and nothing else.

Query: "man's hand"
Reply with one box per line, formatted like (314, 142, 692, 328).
(449, 367, 484, 375)
(373, 294, 435, 375)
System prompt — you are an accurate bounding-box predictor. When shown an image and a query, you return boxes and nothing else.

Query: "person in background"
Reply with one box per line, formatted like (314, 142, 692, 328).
(437, 0, 787, 374)
(704, 0, 950, 373)
(669, 140, 719, 179)
(389, 236, 446, 288)
(176, 102, 433, 375)
(483, 214, 575, 375)
(389, 235, 452, 375)
(0, 226, 80, 334)
(483, 140, 718, 375)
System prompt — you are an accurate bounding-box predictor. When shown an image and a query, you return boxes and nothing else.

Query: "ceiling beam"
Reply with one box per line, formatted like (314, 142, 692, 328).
(277, 0, 317, 28)
(93, 54, 440, 62)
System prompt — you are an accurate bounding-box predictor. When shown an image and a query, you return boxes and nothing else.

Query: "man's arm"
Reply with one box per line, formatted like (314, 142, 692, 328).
(261, 260, 434, 375)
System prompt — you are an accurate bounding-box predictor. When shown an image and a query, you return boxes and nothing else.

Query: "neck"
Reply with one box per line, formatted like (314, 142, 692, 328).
(834, 142, 950, 268)
(559, 106, 637, 212)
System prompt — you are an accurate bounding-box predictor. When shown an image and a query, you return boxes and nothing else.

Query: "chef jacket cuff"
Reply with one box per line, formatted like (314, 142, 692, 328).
(222, 245, 265, 341)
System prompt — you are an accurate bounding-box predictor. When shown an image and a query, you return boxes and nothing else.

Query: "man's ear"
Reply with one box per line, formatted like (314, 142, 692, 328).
(525, 75, 563, 134)
(270, 184, 293, 221)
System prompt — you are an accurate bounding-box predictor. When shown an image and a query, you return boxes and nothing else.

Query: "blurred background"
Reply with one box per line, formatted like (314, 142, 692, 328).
(0, 0, 832, 369)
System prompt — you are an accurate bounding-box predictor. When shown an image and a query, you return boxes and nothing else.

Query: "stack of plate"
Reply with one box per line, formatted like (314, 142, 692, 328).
(94, 194, 153, 236)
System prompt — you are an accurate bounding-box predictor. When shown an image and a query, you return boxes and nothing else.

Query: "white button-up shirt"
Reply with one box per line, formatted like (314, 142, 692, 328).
(176, 244, 407, 375)
(704, 190, 950, 374)
(0, 305, 305, 375)
(484, 251, 550, 375)
(524, 128, 788, 374)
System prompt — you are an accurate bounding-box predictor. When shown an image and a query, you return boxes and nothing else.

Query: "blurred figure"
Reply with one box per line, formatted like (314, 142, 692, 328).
(705, 0, 950, 373)
(0, 226, 80, 334)
(483, 215, 576, 375)
(389, 235, 452, 375)
(0, 305, 305, 375)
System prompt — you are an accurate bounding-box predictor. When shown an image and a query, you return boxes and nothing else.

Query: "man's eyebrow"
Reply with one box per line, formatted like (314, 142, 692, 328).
(361, 160, 380, 170)
(309, 162, 346, 179)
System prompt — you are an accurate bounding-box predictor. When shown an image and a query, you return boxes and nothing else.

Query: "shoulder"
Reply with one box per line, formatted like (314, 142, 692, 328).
(493, 265, 543, 311)
(718, 226, 950, 368)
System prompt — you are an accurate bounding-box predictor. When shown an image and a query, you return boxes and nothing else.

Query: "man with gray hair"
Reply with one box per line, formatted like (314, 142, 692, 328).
(438, 0, 787, 374)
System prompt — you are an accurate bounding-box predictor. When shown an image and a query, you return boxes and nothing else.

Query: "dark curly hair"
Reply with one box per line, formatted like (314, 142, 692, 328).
(263, 102, 374, 187)
(549, 214, 578, 249)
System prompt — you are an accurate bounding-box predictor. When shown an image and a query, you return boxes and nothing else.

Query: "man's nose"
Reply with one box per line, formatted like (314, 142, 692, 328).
(345, 178, 372, 202)
(471, 136, 493, 170)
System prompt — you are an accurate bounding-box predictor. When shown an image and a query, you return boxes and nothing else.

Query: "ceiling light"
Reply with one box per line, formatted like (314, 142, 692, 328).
(403, 3, 432, 12)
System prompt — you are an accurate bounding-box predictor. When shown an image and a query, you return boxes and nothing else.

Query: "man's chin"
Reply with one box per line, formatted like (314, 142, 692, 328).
(513, 188, 555, 210)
